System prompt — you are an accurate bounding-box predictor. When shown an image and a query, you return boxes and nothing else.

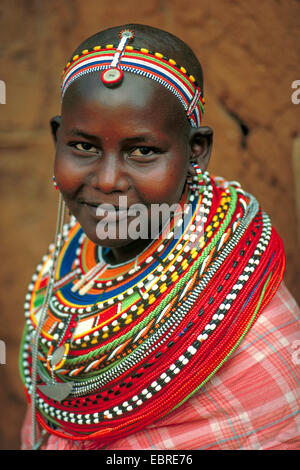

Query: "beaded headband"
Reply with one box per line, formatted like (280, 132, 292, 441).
(61, 30, 205, 127)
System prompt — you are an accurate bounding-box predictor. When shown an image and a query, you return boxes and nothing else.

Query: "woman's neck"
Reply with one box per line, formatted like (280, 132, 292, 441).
(102, 237, 155, 265)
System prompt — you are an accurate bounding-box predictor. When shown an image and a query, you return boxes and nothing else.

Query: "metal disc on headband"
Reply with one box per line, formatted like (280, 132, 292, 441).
(101, 68, 123, 87)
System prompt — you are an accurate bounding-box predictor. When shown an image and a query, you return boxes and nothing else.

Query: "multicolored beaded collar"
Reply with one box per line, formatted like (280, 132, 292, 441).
(19, 171, 285, 449)
(61, 30, 205, 128)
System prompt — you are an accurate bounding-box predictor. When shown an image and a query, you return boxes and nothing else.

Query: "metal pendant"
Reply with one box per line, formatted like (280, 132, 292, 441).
(38, 381, 73, 402)
(51, 345, 66, 367)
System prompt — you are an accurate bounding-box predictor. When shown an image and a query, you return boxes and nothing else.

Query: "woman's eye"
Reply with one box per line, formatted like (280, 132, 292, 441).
(130, 147, 158, 157)
(72, 142, 98, 153)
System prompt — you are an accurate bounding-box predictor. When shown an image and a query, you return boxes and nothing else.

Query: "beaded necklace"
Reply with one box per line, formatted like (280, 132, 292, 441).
(19, 171, 285, 448)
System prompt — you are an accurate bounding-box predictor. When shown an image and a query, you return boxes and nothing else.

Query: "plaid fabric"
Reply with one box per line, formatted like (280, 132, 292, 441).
(21, 281, 300, 450)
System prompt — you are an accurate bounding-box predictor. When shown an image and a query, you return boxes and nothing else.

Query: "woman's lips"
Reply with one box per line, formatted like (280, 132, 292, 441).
(81, 202, 129, 222)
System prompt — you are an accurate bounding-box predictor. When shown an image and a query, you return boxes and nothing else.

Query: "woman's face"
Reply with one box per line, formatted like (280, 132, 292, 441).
(53, 73, 196, 259)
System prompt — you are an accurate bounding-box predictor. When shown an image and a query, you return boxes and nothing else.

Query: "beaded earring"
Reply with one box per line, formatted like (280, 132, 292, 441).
(186, 162, 202, 185)
(52, 175, 58, 190)
(191, 162, 202, 177)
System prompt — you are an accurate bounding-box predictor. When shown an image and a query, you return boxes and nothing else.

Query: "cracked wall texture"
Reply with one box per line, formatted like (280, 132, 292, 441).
(0, 0, 299, 449)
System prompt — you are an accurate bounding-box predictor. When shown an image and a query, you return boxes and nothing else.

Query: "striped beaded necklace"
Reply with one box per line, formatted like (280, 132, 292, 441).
(19, 170, 285, 449)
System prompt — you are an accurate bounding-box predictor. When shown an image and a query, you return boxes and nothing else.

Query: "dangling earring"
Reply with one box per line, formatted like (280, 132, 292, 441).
(191, 162, 202, 178)
(52, 175, 58, 190)
(186, 162, 202, 188)
(31, 185, 66, 448)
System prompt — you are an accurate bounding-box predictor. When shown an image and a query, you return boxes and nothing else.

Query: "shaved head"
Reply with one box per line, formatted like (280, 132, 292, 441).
(70, 23, 204, 92)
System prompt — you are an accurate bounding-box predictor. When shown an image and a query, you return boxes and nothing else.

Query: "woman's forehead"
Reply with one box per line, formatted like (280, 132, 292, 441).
(61, 72, 188, 131)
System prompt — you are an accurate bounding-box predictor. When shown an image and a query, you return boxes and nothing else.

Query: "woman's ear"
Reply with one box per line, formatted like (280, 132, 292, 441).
(50, 116, 61, 145)
(189, 126, 213, 174)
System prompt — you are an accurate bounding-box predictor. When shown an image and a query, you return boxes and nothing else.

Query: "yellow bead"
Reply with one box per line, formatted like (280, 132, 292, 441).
(125, 316, 133, 324)
(93, 46, 101, 51)
(169, 58, 176, 65)
(82, 49, 89, 55)
(182, 260, 189, 270)
(207, 230, 213, 238)
(191, 250, 198, 259)
(137, 307, 144, 315)
(219, 212, 225, 219)
(160, 284, 167, 293)
(171, 272, 179, 282)
(106, 44, 114, 49)
(213, 221, 220, 228)
(91, 338, 98, 344)
(66, 62, 70, 67)
(199, 240, 205, 249)
(148, 295, 156, 304)
(113, 325, 120, 332)
(212, 215, 218, 222)
(206, 225, 212, 232)
(180, 66, 187, 74)
(155, 52, 164, 59)
(189, 75, 196, 82)
(102, 333, 109, 339)
(72, 55, 79, 61)
(140, 48, 149, 53)
(125, 45, 134, 51)
(54, 357, 66, 370)
(217, 207, 222, 213)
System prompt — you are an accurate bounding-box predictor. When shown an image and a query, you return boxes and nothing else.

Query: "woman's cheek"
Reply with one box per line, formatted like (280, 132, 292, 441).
(138, 165, 187, 204)
(54, 151, 82, 194)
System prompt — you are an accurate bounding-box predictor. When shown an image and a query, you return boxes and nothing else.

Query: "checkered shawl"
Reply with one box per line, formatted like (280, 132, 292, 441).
(21, 281, 300, 450)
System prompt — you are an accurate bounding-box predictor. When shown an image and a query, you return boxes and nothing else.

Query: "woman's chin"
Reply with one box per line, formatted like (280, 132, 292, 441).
(77, 214, 152, 248)
(81, 226, 151, 249)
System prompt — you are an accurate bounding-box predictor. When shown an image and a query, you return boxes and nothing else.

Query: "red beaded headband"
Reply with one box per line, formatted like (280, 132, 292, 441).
(61, 30, 205, 127)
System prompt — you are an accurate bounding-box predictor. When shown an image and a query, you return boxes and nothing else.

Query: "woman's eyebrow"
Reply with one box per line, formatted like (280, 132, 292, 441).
(120, 134, 165, 145)
(66, 130, 165, 145)
(67, 129, 100, 140)
(121, 136, 147, 144)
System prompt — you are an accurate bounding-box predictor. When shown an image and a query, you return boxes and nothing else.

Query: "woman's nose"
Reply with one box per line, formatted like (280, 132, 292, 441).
(91, 154, 130, 194)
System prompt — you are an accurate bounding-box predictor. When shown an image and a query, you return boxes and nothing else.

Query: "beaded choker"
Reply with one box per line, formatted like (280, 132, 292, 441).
(61, 30, 205, 128)
(19, 172, 285, 448)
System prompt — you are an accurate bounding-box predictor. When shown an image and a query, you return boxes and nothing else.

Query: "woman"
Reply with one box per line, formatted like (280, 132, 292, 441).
(20, 23, 300, 450)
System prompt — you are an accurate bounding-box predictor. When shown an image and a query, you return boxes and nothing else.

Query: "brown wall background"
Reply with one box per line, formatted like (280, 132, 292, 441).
(0, 0, 299, 450)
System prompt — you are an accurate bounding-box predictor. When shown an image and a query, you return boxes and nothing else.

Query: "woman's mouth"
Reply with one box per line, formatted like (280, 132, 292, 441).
(81, 201, 129, 222)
